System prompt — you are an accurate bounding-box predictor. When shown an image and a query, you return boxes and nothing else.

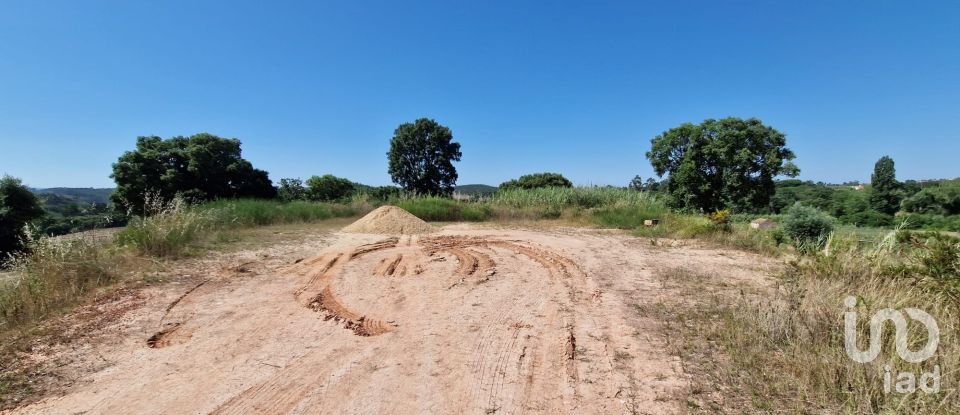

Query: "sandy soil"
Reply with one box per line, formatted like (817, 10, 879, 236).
(5, 224, 778, 415)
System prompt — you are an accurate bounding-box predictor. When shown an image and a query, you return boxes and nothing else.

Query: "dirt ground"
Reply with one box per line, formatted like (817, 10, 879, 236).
(3, 223, 779, 415)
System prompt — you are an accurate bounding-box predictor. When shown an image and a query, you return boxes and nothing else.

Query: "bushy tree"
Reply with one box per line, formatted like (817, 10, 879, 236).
(500, 173, 573, 190)
(902, 186, 960, 215)
(277, 178, 307, 201)
(0, 175, 45, 258)
(111, 134, 276, 213)
(305, 175, 355, 201)
(782, 203, 835, 252)
(646, 117, 799, 212)
(628, 175, 644, 191)
(870, 156, 900, 215)
(387, 118, 461, 196)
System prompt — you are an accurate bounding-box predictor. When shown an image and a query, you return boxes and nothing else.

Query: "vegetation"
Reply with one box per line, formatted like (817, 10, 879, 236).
(397, 197, 492, 222)
(116, 198, 359, 257)
(110, 134, 276, 212)
(0, 176, 45, 259)
(453, 184, 498, 197)
(499, 172, 572, 190)
(387, 118, 461, 196)
(30, 188, 112, 205)
(658, 252, 959, 413)
(781, 203, 835, 251)
(305, 174, 356, 201)
(1, 234, 120, 329)
(276, 178, 308, 202)
(5, 116, 960, 413)
(647, 117, 799, 212)
(870, 155, 901, 215)
(902, 185, 960, 216)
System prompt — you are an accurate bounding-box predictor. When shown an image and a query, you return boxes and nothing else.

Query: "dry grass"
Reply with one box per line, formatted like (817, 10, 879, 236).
(0, 234, 124, 331)
(654, 236, 960, 414)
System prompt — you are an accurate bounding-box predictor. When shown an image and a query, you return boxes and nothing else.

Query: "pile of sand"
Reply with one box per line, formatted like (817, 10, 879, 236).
(342, 206, 435, 235)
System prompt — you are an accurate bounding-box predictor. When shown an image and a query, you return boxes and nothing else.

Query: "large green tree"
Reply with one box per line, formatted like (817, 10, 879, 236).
(0, 175, 45, 259)
(387, 118, 461, 196)
(646, 117, 799, 212)
(869, 155, 900, 215)
(500, 172, 573, 190)
(111, 133, 275, 212)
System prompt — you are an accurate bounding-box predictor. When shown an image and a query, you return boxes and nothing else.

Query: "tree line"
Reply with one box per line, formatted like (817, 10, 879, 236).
(3, 115, 958, 259)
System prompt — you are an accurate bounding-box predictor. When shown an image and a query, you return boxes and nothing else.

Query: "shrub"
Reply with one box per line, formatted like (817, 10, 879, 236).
(0, 176, 45, 259)
(499, 173, 573, 190)
(707, 209, 732, 231)
(305, 175, 355, 201)
(782, 203, 834, 252)
(277, 178, 308, 201)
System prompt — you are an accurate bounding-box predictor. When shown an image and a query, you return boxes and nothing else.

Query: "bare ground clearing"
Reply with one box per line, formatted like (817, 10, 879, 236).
(3, 223, 779, 414)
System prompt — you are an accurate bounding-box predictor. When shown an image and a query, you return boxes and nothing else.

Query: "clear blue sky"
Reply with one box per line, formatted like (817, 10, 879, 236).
(1, 1, 958, 188)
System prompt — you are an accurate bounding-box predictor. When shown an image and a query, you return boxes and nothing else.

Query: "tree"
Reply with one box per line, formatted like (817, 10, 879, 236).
(305, 175, 355, 201)
(646, 117, 799, 212)
(0, 175, 45, 259)
(870, 156, 900, 215)
(628, 175, 644, 191)
(644, 178, 660, 192)
(387, 118, 462, 196)
(111, 133, 276, 213)
(277, 178, 307, 201)
(500, 173, 573, 190)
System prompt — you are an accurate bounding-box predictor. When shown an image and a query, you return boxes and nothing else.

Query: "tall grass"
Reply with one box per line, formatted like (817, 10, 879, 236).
(0, 235, 120, 329)
(115, 198, 362, 257)
(397, 197, 493, 221)
(660, 229, 960, 413)
(489, 187, 658, 210)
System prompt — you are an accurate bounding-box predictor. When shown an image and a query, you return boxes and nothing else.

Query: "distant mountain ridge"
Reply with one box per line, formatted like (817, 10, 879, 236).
(30, 187, 114, 205)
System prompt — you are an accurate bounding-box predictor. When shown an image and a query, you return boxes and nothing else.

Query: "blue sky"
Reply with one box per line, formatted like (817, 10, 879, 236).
(1, 1, 958, 188)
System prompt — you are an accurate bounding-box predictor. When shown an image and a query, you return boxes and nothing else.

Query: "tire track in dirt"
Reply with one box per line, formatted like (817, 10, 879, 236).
(146, 279, 210, 348)
(308, 286, 394, 336)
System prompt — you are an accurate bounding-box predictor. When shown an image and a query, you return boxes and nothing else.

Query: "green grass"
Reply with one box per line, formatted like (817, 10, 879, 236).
(592, 205, 669, 229)
(199, 199, 358, 227)
(488, 186, 658, 210)
(397, 197, 493, 221)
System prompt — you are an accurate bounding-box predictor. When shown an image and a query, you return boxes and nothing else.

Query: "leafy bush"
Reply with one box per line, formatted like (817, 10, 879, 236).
(1, 176, 45, 259)
(499, 173, 573, 190)
(782, 203, 834, 252)
(277, 178, 308, 201)
(707, 209, 732, 231)
(841, 209, 893, 227)
(902, 185, 960, 215)
(305, 175, 356, 201)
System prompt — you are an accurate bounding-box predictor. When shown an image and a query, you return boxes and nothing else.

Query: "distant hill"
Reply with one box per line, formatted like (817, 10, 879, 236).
(454, 184, 498, 196)
(31, 188, 114, 205)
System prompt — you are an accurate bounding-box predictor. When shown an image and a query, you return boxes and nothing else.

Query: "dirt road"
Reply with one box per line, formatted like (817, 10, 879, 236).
(8, 225, 776, 414)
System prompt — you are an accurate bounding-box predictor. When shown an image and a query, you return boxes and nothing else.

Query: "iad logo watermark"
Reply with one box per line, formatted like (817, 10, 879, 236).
(844, 296, 941, 394)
